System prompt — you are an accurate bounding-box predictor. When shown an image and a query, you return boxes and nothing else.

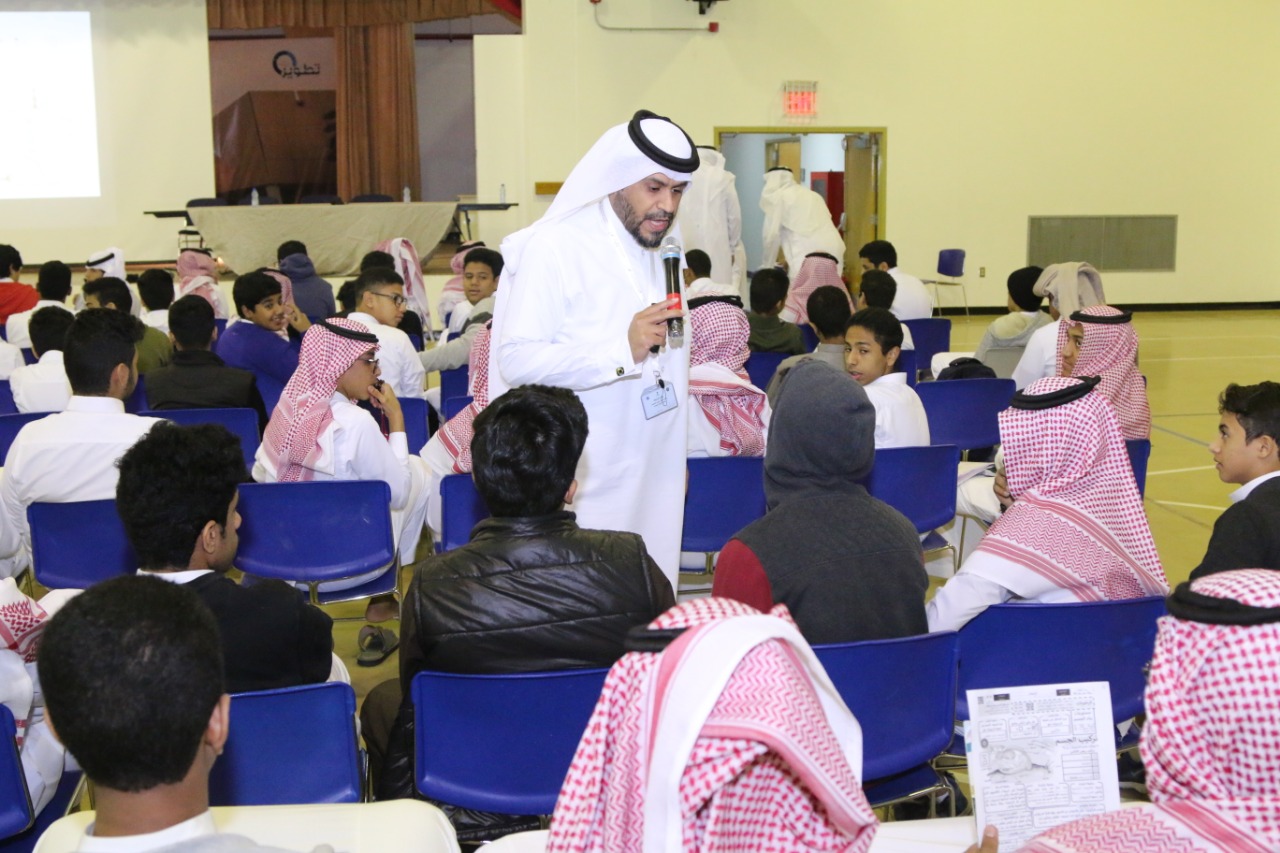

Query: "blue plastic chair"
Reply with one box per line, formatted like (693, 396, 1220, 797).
(955, 596, 1167, 724)
(209, 682, 360, 806)
(0, 382, 15, 416)
(235, 480, 397, 605)
(17, 351, 34, 367)
(915, 378, 1016, 453)
(1126, 438, 1152, 497)
(922, 249, 969, 317)
(0, 414, 48, 465)
(438, 474, 488, 553)
(123, 376, 147, 414)
(866, 445, 962, 571)
(350, 193, 395, 203)
(902, 318, 951, 380)
(28, 500, 138, 589)
(0, 769, 80, 853)
(0, 705, 32, 840)
(140, 408, 259, 470)
(413, 667, 609, 815)
(800, 324, 819, 353)
(399, 396, 429, 454)
(682, 457, 766, 572)
(438, 366, 469, 404)
(744, 351, 787, 391)
(896, 349, 918, 387)
(442, 395, 473, 422)
(214, 318, 228, 338)
(816, 631, 959, 811)
(298, 194, 343, 205)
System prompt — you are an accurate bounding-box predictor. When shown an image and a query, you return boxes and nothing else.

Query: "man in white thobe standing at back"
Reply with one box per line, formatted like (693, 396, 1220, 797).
(678, 146, 747, 299)
(759, 167, 845, 273)
(490, 110, 696, 591)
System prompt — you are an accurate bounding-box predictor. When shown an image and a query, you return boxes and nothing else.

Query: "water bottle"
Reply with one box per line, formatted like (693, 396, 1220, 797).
(250, 188, 259, 206)
(402, 185, 411, 203)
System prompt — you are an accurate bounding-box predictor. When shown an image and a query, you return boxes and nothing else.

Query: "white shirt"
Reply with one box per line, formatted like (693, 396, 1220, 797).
(5, 301, 71, 350)
(142, 309, 170, 334)
(444, 301, 473, 341)
(887, 268, 934, 321)
(927, 550, 1082, 633)
(0, 340, 24, 380)
(760, 183, 845, 272)
(347, 312, 426, 399)
(1231, 469, 1280, 503)
(79, 811, 217, 852)
(863, 372, 931, 448)
(9, 351, 71, 413)
(1011, 318, 1062, 390)
(678, 150, 747, 296)
(0, 396, 159, 566)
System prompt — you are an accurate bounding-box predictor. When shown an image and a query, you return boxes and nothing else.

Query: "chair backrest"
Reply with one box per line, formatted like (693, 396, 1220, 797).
(441, 395, 473, 422)
(19, 349, 35, 367)
(955, 596, 1167, 721)
(982, 345, 1024, 379)
(865, 445, 960, 534)
(350, 193, 395, 203)
(815, 632, 959, 782)
(901, 318, 951, 377)
(937, 249, 966, 278)
(0, 704, 34, 840)
(214, 318, 229, 338)
(682, 456, 767, 553)
(438, 474, 489, 553)
(399, 396, 429, 454)
(28, 500, 137, 589)
(298, 194, 343, 205)
(896, 348, 918, 386)
(209, 682, 361, 806)
(234, 481, 395, 585)
(123, 375, 146, 414)
(1125, 438, 1151, 498)
(186, 197, 229, 208)
(0, 381, 15, 416)
(744, 351, 787, 391)
(140, 408, 259, 469)
(800, 323, 819, 353)
(412, 668, 609, 815)
(0, 412, 48, 464)
(915, 378, 1015, 450)
(438, 366, 469, 403)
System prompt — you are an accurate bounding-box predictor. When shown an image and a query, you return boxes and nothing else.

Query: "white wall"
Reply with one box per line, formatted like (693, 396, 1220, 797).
(474, 0, 1280, 306)
(414, 40, 477, 202)
(0, 0, 215, 264)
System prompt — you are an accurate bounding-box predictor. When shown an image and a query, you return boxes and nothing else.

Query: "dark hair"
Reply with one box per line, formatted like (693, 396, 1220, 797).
(359, 250, 395, 271)
(83, 276, 133, 313)
(64, 309, 142, 395)
(137, 269, 175, 311)
(232, 271, 282, 317)
(684, 249, 712, 279)
(169, 294, 216, 349)
(0, 245, 21, 275)
(1220, 382, 1280, 443)
(29, 306, 74, 357)
(806, 286, 853, 338)
(38, 575, 224, 792)
(335, 280, 357, 313)
(859, 269, 897, 309)
(471, 385, 588, 517)
(35, 261, 72, 302)
(846, 307, 904, 357)
(857, 240, 897, 269)
(1007, 266, 1045, 312)
(277, 240, 307, 262)
(463, 247, 504, 278)
(353, 267, 405, 302)
(117, 422, 247, 569)
(749, 268, 789, 314)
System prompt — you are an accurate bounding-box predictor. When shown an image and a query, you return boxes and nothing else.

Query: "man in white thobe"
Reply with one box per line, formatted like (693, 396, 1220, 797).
(490, 110, 696, 590)
(678, 147, 747, 298)
(759, 167, 845, 273)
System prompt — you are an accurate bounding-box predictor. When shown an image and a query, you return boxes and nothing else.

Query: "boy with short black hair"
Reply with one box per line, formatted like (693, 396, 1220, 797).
(6, 260, 72, 349)
(348, 267, 426, 398)
(419, 247, 502, 375)
(9, 306, 74, 413)
(857, 270, 915, 350)
(764, 285, 851, 405)
(0, 244, 38, 323)
(857, 239, 932, 320)
(844, 307, 929, 448)
(216, 271, 309, 414)
(1191, 382, 1280, 578)
(747, 268, 805, 355)
(82, 276, 172, 373)
(136, 268, 175, 333)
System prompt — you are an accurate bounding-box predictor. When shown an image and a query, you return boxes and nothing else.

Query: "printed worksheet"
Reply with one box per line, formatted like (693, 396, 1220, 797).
(965, 681, 1121, 852)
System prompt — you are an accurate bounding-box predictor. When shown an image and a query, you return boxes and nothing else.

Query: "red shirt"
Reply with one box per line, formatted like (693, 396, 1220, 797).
(0, 282, 40, 325)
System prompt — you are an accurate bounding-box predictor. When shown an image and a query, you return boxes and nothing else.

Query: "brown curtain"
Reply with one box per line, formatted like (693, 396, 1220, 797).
(208, 0, 497, 28)
(336, 23, 421, 200)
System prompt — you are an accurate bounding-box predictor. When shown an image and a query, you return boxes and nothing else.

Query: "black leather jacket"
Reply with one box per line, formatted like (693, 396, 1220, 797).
(376, 511, 675, 800)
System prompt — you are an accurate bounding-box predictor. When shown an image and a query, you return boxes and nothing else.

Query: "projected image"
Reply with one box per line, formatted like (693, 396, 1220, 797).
(0, 11, 102, 200)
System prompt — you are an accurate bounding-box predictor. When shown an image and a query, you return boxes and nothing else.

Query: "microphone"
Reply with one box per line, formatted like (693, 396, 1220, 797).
(660, 235, 684, 348)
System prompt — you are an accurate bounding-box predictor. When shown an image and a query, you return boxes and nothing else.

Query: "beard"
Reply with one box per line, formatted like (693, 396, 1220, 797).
(609, 192, 673, 249)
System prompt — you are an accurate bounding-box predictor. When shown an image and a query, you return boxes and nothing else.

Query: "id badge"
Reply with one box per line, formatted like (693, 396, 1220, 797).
(641, 380, 678, 420)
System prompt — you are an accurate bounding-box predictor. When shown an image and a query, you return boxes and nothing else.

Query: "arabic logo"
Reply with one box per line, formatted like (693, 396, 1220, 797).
(272, 50, 321, 79)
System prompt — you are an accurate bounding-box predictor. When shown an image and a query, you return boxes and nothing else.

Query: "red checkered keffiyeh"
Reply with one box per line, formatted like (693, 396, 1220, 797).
(0, 582, 47, 665)
(261, 268, 294, 310)
(1018, 569, 1280, 852)
(260, 319, 379, 482)
(1056, 305, 1150, 439)
(176, 248, 228, 319)
(547, 597, 878, 853)
(376, 238, 432, 331)
(784, 255, 849, 326)
(437, 323, 492, 473)
(689, 301, 768, 457)
(975, 377, 1167, 602)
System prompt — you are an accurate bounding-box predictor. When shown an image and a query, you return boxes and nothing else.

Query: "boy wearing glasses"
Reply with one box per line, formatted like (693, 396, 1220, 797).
(217, 270, 309, 414)
(348, 267, 427, 399)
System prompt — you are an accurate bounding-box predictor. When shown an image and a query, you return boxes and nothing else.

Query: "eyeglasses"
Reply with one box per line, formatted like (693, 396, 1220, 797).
(369, 291, 408, 308)
(358, 356, 379, 368)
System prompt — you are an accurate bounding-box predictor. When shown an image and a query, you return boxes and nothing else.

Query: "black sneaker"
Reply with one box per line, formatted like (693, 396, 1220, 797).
(1117, 752, 1147, 796)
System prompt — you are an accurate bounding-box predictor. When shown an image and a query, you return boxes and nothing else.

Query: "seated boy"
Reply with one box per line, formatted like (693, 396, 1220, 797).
(136, 268, 175, 333)
(9, 306, 74, 413)
(82, 276, 172, 373)
(361, 384, 674, 820)
(5, 260, 72, 350)
(347, 268, 426, 398)
(747, 267, 805, 355)
(844, 307, 930, 448)
(857, 270, 915, 350)
(217, 271, 309, 414)
(975, 265, 1049, 362)
(1191, 381, 1280, 578)
(419, 247, 501, 376)
(277, 239, 336, 322)
(764, 285, 851, 405)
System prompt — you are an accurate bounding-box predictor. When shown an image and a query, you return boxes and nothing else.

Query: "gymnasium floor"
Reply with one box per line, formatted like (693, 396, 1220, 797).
(334, 308, 1280, 703)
